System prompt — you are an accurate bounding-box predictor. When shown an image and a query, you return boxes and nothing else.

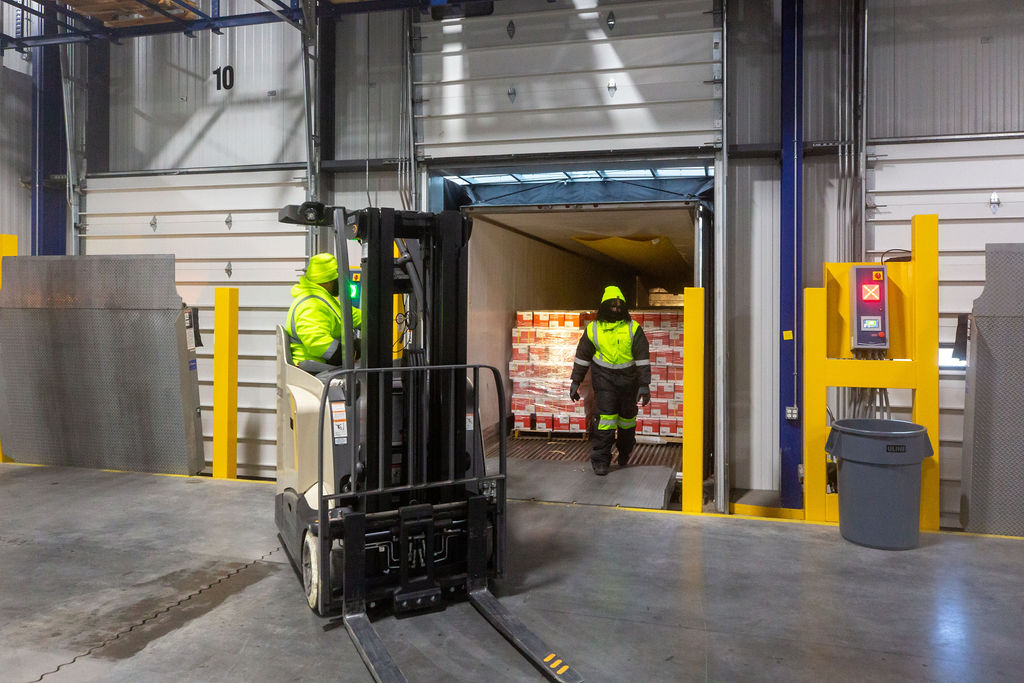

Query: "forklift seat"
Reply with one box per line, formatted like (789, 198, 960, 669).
(279, 326, 340, 376)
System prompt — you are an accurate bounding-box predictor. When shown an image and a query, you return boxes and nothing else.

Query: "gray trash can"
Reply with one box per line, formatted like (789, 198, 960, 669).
(825, 419, 933, 550)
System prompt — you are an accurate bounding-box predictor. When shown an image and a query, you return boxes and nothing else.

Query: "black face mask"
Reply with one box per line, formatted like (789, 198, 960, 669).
(597, 299, 629, 323)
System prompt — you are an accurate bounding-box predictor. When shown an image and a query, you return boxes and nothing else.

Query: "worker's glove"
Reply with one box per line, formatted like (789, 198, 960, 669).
(638, 385, 651, 407)
(569, 381, 581, 402)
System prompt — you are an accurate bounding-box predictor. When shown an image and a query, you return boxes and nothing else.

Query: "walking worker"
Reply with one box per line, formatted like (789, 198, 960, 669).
(286, 253, 362, 370)
(569, 286, 651, 476)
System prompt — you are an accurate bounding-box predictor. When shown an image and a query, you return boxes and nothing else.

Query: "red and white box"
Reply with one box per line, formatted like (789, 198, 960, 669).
(516, 311, 534, 327)
(570, 415, 586, 432)
(512, 344, 529, 361)
(667, 399, 684, 417)
(650, 399, 669, 417)
(554, 414, 570, 431)
(549, 312, 564, 328)
(513, 412, 531, 430)
(535, 311, 550, 327)
(535, 414, 552, 430)
(641, 419, 659, 435)
(660, 418, 683, 438)
(564, 312, 582, 328)
(673, 385, 684, 400)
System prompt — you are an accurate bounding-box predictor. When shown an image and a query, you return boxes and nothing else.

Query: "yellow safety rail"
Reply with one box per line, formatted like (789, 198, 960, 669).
(681, 287, 704, 513)
(803, 214, 940, 529)
(212, 287, 239, 479)
(0, 235, 17, 463)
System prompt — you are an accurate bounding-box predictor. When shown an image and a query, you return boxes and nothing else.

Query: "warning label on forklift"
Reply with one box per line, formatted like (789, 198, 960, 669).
(466, 413, 474, 432)
(331, 401, 348, 444)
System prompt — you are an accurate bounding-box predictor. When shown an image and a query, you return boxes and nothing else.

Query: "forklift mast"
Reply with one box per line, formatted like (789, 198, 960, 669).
(352, 208, 472, 505)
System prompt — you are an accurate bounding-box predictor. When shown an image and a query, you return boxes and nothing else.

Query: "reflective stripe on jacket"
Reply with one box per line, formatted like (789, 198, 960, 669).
(286, 276, 362, 364)
(570, 317, 651, 392)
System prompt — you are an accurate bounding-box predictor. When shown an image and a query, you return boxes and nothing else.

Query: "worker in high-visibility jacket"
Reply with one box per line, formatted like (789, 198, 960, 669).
(286, 253, 362, 370)
(569, 286, 651, 476)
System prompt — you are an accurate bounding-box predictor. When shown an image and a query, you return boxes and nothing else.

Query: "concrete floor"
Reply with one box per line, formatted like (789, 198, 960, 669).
(2, 463, 1024, 682)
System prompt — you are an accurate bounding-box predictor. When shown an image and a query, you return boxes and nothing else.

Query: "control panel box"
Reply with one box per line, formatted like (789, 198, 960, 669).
(850, 264, 890, 350)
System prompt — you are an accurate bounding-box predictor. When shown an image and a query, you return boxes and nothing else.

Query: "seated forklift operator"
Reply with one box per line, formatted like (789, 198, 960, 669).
(286, 253, 362, 372)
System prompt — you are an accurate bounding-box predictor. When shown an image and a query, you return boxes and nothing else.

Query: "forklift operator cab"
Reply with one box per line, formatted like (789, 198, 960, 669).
(271, 205, 580, 683)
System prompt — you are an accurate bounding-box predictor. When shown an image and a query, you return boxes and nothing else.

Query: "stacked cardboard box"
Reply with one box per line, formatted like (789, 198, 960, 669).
(509, 311, 593, 433)
(633, 310, 685, 440)
(509, 309, 684, 440)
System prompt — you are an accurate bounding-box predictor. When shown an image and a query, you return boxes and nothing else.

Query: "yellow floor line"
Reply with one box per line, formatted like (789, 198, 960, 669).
(1, 461, 274, 484)
(508, 498, 1024, 540)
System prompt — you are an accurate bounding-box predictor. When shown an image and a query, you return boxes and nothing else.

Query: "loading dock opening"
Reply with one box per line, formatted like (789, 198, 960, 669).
(455, 198, 711, 511)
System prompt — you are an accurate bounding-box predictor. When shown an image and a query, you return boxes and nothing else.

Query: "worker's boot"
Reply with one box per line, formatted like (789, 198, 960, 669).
(592, 460, 610, 476)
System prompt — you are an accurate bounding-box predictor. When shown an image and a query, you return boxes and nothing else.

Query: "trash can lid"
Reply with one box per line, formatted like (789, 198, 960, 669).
(831, 418, 928, 438)
(826, 418, 933, 465)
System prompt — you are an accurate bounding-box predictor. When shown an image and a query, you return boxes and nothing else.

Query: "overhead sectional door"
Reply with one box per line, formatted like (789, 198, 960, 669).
(865, 138, 1024, 526)
(82, 171, 308, 478)
(414, 0, 722, 160)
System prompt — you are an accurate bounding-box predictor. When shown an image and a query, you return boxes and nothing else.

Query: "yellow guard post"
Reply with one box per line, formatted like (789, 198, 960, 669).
(803, 214, 940, 530)
(0, 235, 17, 463)
(682, 287, 705, 513)
(213, 287, 239, 479)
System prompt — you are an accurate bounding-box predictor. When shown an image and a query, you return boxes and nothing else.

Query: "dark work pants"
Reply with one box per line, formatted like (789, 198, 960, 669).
(592, 388, 638, 465)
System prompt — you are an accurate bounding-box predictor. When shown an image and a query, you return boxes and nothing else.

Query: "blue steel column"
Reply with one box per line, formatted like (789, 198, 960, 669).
(779, 0, 803, 509)
(31, 3, 67, 255)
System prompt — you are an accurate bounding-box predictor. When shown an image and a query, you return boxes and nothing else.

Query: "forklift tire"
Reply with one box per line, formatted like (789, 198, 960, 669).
(301, 531, 321, 614)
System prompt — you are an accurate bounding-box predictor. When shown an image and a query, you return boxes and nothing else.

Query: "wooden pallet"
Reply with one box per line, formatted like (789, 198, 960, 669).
(64, 0, 199, 28)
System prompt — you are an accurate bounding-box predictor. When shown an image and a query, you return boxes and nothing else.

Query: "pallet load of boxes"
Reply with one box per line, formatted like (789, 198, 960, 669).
(510, 309, 684, 442)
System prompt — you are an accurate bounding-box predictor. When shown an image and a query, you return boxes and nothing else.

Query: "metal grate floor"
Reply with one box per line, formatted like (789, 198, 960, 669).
(505, 436, 681, 469)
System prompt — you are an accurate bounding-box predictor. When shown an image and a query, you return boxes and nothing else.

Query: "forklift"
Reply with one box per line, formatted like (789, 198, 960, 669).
(274, 205, 581, 682)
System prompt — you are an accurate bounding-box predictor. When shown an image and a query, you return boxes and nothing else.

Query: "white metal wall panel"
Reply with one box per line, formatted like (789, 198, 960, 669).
(82, 171, 308, 477)
(108, 22, 306, 171)
(414, 0, 721, 159)
(727, 159, 780, 491)
(868, 0, 1024, 138)
(0, 59, 31, 250)
(866, 138, 1024, 525)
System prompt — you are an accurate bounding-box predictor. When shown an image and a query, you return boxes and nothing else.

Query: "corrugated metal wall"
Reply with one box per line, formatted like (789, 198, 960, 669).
(866, 138, 1024, 525)
(79, 170, 403, 477)
(727, 0, 857, 492)
(868, 0, 1024, 138)
(334, 10, 408, 162)
(414, 0, 722, 159)
(82, 171, 307, 477)
(726, 160, 781, 490)
(108, 21, 306, 171)
(0, 7, 33, 249)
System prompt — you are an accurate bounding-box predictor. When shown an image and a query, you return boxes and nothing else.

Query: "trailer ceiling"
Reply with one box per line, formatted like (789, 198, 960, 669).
(464, 203, 697, 293)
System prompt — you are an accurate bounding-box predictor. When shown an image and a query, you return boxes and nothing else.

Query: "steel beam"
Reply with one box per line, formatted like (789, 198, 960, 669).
(30, 5, 67, 256)
(779, 0, 803, 509)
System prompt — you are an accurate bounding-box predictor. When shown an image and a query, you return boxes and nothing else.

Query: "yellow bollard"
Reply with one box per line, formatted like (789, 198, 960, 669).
(0, 232, 17, 462)
(681, 288, 705, 513)
(212, 287, 239, 479)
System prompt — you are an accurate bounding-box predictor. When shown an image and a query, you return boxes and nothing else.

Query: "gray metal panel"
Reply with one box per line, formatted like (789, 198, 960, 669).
(726, 0, 779, 147)
(961, 244, 1024, 536)
(0, 63, 32, 249)
(726, 158, 780, 491)
(334, 11, 408, 162)
(0, 256, 203, 474)
(867, 0, 1024, 138)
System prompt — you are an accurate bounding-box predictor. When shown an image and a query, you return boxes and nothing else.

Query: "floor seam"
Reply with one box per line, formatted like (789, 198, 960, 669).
(24, 546, 281, 683)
